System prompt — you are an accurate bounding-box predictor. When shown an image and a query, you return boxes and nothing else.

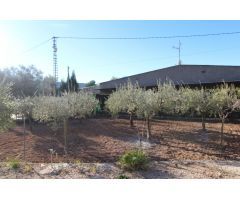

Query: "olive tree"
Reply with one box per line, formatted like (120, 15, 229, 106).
(33, 96, 69, 153)
(105, 88, 123, 117)
(156, 81, 180, 115)
(0, 80, 14, 131)
(106, 82, 141, 127)
(66, 91, 99, 119)
(14, 97, 35, 130)
(13, 97, 35, 160)
(136, 89, 159, 139)
(180, 87, 212, 131)
(33, 92, 98, 154)
(209, 84, 240, 147)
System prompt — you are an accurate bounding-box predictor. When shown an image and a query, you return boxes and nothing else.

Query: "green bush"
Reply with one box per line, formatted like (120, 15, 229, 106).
(8, 159, 20, 170)
(117, 174, 129, 179)
(119, 150, 149, 171)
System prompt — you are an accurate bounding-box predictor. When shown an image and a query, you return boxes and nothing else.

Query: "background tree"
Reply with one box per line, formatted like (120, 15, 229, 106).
(41, 75, 55, 96)
(69, 71, 79, 92)
(85, 80, 96, 87)
(0, 65, 43, 97)
(60, 70, 79, 93)
(110, 76, 118, 80)
(59, 80, 68, 93)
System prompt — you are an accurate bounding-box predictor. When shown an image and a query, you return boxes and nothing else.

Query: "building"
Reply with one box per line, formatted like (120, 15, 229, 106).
(98, 64, 240, 96)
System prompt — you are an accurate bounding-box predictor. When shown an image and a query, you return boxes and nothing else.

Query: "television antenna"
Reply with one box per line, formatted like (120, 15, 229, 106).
(173, 40, 182, 65)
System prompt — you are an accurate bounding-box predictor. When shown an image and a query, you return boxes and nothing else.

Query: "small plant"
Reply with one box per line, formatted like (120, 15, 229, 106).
(23, 163, 33, 173)
(117, 174, 129, 179)
(90, 165, 97, 174)
(8, 159, 20, 170)
(74, 159, 82, 165)
(49, 148, 56, 165)
(119, 150, 149, 171)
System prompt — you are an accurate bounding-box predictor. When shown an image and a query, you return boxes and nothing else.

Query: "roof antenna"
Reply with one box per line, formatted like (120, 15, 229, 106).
(173, 40, 182, 66)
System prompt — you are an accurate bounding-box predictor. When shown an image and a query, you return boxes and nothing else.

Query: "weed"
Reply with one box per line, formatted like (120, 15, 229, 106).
(23, 163, 33, 173)
(74, 159, 82, 165)
(117, 174, 129, 179)
(7, 159, 20, 170)
(119, 150, 149, 171)
(90, 165, 97, 174)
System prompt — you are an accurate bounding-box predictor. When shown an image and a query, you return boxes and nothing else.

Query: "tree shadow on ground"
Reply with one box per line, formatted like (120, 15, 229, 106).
(150, 126, 240, 161)
(3, 118, 239, 163)
(29, 120, 137, 163)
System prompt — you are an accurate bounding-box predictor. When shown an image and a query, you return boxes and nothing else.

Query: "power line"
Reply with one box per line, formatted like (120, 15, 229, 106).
(22, 38, 52, 54)
(22, 30, 240, 54)
(19, 30, 240, 91)
(57, 31, 240, 40)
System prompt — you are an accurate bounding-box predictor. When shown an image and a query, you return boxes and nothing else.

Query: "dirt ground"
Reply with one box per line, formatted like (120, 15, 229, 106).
(0, 118, 239, 163)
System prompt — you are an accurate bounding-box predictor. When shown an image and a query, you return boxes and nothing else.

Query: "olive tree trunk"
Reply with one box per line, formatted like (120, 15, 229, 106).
(220, 117, 225, 147)
(201, 115, 206, 131)
(201, 114, 209, 142)
(146, 117, 151, 140)
(63, 118, 68, 155)
(29, 116, 32, 132)
(130, 113, 134, 127)
(23, 115, 26, 161)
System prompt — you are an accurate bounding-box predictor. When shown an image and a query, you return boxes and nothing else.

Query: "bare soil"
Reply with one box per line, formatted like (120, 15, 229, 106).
(0, 118, 239, 163)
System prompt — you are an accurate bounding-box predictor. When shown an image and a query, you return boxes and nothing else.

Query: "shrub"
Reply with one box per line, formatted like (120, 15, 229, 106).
(23, 163, 33, 173)
(117, 174, 129, 179)
(74, 159, 82, 165)
(8, 159, 20, 170)
(119, 150, 149, 171)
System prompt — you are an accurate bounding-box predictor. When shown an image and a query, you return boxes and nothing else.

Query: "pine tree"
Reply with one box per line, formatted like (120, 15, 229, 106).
(60, 70, 79, 93)
(70, 71, 79, 92)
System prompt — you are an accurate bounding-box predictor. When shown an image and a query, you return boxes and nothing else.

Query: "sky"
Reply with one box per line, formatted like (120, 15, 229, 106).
(0, 20, 240, 83)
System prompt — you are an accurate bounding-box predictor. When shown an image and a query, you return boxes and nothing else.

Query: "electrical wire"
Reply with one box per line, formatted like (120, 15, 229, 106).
(22, 38, 52, 54)
(57, 31, 240, 40)
(22, 31, 240, 54)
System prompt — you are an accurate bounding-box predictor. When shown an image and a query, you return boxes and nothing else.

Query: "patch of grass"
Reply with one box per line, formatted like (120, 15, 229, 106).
(7, 159, 20, 170)
(117, 174, 129, 179)
(119, 150, 149, 171)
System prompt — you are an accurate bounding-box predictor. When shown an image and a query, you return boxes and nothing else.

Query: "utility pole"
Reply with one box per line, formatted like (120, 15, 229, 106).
(52, 36, 58, 96)
(67, 66, 70, 93)
(173, 40, 182, 65)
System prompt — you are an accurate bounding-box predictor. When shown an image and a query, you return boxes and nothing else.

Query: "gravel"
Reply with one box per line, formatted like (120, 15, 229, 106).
(0, 160, 240, 179)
